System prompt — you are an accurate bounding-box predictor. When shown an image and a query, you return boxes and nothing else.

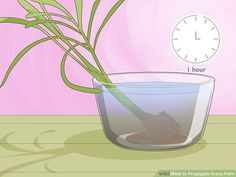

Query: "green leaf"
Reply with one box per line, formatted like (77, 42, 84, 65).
(26, 19, 80, 33)
(0, 17, 29, 25)
(18, 0, 39, 14)
(26, 12, 71, 21)
(61, 45, 103, 94)
(87, 0, 101, 42)
(0, 17, 43, 33)
(32, 0, 72, 18)
(25, 12, 48, 18)
(0, 36, 85, 88)
(74, 0, 83, 30)
(17, 0, 61, 36)
(93, 0, 125, 49)
(0, 37, 50, 88)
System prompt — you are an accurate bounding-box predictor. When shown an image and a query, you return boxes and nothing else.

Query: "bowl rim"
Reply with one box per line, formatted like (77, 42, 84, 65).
(93, 72, 215, 88)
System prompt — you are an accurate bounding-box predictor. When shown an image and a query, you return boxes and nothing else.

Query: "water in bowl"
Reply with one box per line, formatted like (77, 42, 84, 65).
(95, 82, 201, 149)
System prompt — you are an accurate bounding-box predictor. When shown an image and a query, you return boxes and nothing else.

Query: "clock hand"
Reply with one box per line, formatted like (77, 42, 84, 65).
(195, 31, 201, 40)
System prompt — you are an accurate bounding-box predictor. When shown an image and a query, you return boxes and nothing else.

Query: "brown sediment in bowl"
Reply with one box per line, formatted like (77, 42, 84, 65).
(127, 111, 188, 145)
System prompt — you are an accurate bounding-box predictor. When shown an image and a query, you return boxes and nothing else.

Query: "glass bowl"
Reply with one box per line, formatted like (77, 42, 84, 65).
(93, 72, 215, 150)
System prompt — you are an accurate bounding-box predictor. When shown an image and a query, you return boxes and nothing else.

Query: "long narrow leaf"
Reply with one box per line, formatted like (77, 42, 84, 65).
(87, 0, 100, 42)
(93, 0, 125, 49)
(0, 36, 86, 88)
(0, 17, 45, 35)
(61, 45, 102, 94)
(32, 0, 72, 18)
(0, 17, 28, 25)
(0, 37, 51, 88)
(0, 17, 86, 50)
(18, 0, 39, 14)
(74, 0, 83, 30)
(26, 20, 80, 33)
(26, 12, 71, 21)
(26, 12, 49, 18)
(18, 0, 60, 36)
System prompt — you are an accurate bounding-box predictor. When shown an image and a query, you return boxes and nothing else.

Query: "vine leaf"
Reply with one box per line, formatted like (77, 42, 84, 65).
(93, 0, 125, 49)
(87, 0, 101, 42)
(61, 45, 103, 94)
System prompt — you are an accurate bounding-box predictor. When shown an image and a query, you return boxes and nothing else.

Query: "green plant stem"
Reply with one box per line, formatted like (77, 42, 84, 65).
(34, 22, 106, 84)
(37, 3, 148, 120)
(29, 3, 102, 77)
(38, 2, 107, 79)
(80, 38, 149, 119)
(104, 84, 150, 120)
(1, 2, 149, 120)
(40, 4, 63, 36)
(67, 16, 106, 76)
(68, 20, 149, 119)
(40, 1, 150, 120)
(38, 4, 92, 73)
(35, 25, 90, 72)
(81, 30, 107, 76)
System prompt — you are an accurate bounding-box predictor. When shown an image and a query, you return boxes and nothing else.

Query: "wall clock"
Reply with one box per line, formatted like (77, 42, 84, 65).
(171, 14, 220, 64)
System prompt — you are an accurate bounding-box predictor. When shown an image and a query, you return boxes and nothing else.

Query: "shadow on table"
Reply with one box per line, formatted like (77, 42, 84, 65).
(0, 129, 207, 176)
(65, 130, 207, 160)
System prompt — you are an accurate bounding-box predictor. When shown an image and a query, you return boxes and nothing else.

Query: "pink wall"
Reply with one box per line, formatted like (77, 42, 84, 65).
(0, 0, 236, 115)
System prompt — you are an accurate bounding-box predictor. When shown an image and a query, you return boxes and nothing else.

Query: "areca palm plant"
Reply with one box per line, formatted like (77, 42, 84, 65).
(0, 0, 124, 93)
(0, 0, 155, 124)
(0, 0, 140, 111)
(0, 0, 180, 149)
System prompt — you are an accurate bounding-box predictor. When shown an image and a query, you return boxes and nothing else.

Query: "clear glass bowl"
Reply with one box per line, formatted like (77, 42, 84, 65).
(93, 72, 215, 150)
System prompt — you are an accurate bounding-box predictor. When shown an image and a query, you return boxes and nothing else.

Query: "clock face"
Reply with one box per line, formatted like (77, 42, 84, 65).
(171, 14, 220, 64)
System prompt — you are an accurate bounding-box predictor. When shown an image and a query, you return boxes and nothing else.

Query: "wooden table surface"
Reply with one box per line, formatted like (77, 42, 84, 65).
(0, 116, 235, 177)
